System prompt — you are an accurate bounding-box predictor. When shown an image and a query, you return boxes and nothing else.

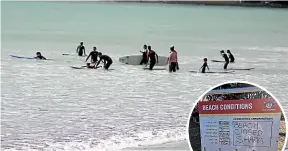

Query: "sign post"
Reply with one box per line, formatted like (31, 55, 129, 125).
(198, 98, 281, 151)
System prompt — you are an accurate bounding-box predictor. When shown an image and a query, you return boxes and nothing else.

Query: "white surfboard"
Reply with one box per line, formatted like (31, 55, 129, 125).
(119, 55, 168, 66)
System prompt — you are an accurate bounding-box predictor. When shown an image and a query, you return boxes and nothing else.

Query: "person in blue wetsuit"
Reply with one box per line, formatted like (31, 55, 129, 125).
(199, 58, 210, 73)
(76, 42, 86, 56)
(35, 52, 46, 60)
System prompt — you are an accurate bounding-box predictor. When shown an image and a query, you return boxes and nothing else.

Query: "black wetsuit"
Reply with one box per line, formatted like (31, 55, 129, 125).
(140, 51, 148, 65)
(99, 55, 113, 69)
(201, 62, 208, 73)
(228, 52, 235, 63)
(221, 53, 229, 69)
(35, 56, 46, 60)
(89, 51, 99, 63)
(78, 45, 85, 56)
(148, 50, 157, 70)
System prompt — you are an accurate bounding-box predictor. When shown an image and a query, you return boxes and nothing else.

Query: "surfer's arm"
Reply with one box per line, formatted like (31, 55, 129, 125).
(85, 54, 91, 62)
(95, 59, 102, 68)
(207, 65, 210, 71)
(199, 65, 203, 71)
(43, 56, 47, 60)
(156, 53, 159, 63)
(76, 46, 79, 53)
(83, 47, 86, 55)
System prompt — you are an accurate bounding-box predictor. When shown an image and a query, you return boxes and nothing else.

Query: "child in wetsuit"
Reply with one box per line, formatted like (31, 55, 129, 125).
(199, 58, 209, 73)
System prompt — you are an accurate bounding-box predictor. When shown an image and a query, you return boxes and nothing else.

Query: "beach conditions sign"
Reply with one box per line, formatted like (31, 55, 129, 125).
(198, 98, 281, 151)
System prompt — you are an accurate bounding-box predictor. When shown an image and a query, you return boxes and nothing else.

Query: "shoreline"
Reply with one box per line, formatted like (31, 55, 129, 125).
(110, 1, 288, 9)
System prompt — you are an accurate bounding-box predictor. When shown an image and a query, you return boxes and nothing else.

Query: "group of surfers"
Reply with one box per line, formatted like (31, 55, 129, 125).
(33, 42, 235, 72)
(199, 49, 235, 73)
(139, 44, 179, 72)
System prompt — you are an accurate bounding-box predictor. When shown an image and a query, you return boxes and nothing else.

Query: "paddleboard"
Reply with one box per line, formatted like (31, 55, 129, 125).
(119, 55, 168, 66)
(211, 60, 235, 63)
(143, 67, 166, 70)
(189, 70, 235, 74)
(226, 68, 255, 71)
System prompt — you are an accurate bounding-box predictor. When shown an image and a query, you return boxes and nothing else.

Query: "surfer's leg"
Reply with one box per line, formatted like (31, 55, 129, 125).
(140, 58, 146, 65)
(169, 64, 172, 72)
(104, 61, 112, 70)
(224, 61, 229, 69)
(172, 62, 177, 72)
(149, 61, 156, 70)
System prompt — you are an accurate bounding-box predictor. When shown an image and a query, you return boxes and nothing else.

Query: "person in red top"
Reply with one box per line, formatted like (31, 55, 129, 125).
(169, 45, 179, 70)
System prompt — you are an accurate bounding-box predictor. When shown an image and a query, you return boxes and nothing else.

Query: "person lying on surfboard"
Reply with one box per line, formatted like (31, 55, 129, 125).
(95, 52, 113, 70)
(220, 50, 229, 70)
(146, 46, 158, 70)
(199, 58, 210, 73)
(139, 44, 148, 65)
(35, 52, 46, 60)
(227, 50, 235, 63)
(85, 47, 99, 63)
(76, 42, 86, 56)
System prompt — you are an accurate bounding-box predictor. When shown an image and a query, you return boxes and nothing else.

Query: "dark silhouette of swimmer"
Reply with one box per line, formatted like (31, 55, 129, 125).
(76, 42, 86, 56)
(199, 58, 210, 73)
(140, 44, 148, 65)
(35, 52, 46, 60)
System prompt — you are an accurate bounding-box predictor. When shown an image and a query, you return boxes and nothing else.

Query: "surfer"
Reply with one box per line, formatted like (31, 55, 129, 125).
(168, 46, 178, 72)
(139, 44, 148, 65)
(199, 58, 210, 73)
(227, 50, 235, 63)
(220, 50, 229, 70)
(95, 52, 113, 70)
(169, 45, 179, 70)
(146, 46, 159, 70)
(85, 47, 99, 63)
(35, 52, 46, 60)
(76, 42, 86, 56)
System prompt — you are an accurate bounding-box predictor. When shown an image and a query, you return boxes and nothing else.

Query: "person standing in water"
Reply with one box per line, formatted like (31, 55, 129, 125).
(170, 45, 179, 70)
(146, 46, 158, 70)
(85, 46, 99, 64)
(227, 50, 235, 63)
(95, 52, 113, 70)
(139, 44, 148, 65)
(220, 50, 229, 70)
(199, 58, 210, 73)
(76, 42, 86, 56)
(168, 46, 178, 72)
(35, 52, 46, 60)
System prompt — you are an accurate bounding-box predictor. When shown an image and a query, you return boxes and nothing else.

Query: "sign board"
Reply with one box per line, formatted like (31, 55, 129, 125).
(198, 98, 281, 151)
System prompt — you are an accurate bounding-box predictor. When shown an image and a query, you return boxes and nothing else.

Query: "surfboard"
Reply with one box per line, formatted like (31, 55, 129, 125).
(211, 60, 235, 63)
(9, 55, 52, 60)
(143, 67, 166, 70)
(189, 70, 235, 74)
(119, 55, 168, 66)
(227, 68, 255, 71)
(63, 53, 86, 57)
(10, 55, 35, 59)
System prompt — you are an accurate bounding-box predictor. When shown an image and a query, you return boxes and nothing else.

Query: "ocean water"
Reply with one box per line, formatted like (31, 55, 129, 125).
(1, 1, 288, 151)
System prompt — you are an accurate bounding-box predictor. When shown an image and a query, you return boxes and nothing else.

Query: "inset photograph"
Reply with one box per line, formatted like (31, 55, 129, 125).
(188, 82, 286, 151)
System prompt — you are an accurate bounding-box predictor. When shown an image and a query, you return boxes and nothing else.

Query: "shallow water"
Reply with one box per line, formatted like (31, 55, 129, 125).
(1, 2, 288, 150)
